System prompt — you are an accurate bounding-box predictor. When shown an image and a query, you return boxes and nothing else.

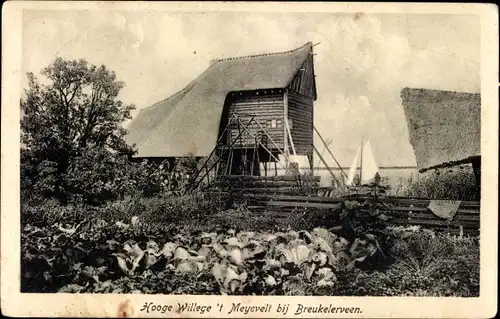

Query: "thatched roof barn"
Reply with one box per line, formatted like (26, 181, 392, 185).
(125, 42, 317, 163)
(401, 88, 481, 173)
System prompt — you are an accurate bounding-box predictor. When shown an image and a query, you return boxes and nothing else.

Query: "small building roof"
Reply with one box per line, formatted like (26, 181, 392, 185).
(401, 87, 481, 172)
(125, 42, 315, 158)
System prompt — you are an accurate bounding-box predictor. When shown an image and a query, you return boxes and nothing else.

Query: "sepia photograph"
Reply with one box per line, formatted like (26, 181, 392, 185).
(2, 1, 498, 318)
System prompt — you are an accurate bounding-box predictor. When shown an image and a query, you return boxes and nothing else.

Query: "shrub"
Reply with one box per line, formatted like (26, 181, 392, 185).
(125, 160, 173, 198)
(22, 146, 204, 206)
(63, 146, 135, 205)
(404, 166, 479, 200)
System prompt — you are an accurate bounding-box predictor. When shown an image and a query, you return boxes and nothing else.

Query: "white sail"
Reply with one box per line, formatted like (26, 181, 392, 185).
(361, 140, 379, 184)
(346, 146, 361, 186)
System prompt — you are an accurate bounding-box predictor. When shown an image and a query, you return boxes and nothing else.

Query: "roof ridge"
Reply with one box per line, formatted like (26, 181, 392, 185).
(146, 85, 191, 110)
(213, 41, 312, 63)
(141, 41, 313, 112)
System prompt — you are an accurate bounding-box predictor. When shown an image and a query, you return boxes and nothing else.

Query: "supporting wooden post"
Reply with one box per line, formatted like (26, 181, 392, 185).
(472, 156, 481, 189)
(189, 116, 254, 192)
(250, 137, 256, 176)
(229, 150, 235, 175)
(313, 144, 338, 184)
(255, 138, 260, 176)
(237, 120, 244, 175)
(234, 116, 293, 175)
(314, 126, 348, 180)
(307, 151, 314, 176)
(205, 162, 210, 185)
(189, 114, 235, 183)
(254, 118, 287, 158)
(359, 138, 363, 185)
(283, 90, 290, 170)
(285, 117, 297, 156)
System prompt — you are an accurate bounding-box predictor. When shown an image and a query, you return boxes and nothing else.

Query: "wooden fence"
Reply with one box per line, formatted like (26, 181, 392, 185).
(240, 193, 480, 236)
(210, 175, 480, 236)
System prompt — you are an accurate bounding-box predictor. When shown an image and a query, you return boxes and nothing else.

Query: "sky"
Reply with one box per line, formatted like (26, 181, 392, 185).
(21, 10, 480, 167)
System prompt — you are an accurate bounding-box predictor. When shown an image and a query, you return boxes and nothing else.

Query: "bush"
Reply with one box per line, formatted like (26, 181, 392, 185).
(22, 149, 203, 206)
(404, 166, 479, 200)
(21, 145, 134, 205)
(334, 229, 479, 296)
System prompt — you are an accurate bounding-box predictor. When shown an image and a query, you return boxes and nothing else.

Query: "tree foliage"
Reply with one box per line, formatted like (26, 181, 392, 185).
(21, 58, 136, 203)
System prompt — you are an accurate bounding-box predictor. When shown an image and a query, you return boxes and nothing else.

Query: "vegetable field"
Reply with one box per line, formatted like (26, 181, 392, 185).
(21, 195, 480, 297)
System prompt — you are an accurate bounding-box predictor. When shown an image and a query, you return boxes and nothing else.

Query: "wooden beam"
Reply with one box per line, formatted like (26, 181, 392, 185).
(472, 156, 481, 188)
(253, 118, 286, 158)
(283, 90, 290, 168)
(308, 152, 314, 176)
(250, 137, 256, 175)
(189, 114, 235, 185)
(314, 126, 349, 179)
(234, 116, 293, 175)
(268, 201, 342, 210)
(285, 119, 297, 156)
(313, 144, 338, 183)
(223, 175, 320, 182)
(190, 116, 254, 191)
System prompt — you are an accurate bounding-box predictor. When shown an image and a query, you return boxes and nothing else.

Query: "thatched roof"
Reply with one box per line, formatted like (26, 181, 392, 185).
(125, 42, 315, 158)
(401, 88, 480, 172)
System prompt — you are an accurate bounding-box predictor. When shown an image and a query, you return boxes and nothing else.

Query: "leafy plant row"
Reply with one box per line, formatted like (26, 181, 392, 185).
(21, 197, 479, 296)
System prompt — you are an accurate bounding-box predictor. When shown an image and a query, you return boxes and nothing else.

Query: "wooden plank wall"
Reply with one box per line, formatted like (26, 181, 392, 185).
(287, 91, 314, 155)
(227, 92, 284, 149)
(288, 54, 316, 99)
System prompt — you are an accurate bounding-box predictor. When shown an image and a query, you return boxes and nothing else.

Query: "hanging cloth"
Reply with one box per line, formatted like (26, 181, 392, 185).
(427, 200, 462, 221)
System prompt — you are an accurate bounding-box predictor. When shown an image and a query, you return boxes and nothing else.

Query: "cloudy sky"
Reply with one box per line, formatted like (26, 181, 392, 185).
(22, 10, 480, 167)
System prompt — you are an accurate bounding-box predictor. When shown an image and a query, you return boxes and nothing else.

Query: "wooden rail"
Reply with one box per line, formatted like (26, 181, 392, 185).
(223, 174, 321, 182)
(237, 192, 480, 236)
(268, 201, 343, 210)
(205, 174, 480, 236)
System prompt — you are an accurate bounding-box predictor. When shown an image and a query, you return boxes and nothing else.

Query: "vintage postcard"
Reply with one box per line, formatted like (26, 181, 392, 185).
(1, 1, 498, 318)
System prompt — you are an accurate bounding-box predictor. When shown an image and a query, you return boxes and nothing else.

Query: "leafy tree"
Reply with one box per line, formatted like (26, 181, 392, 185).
(21, 58, 136, 204)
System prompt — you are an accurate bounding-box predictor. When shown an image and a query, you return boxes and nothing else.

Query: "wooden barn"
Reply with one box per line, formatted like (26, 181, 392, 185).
(125, 42, 318, 177)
